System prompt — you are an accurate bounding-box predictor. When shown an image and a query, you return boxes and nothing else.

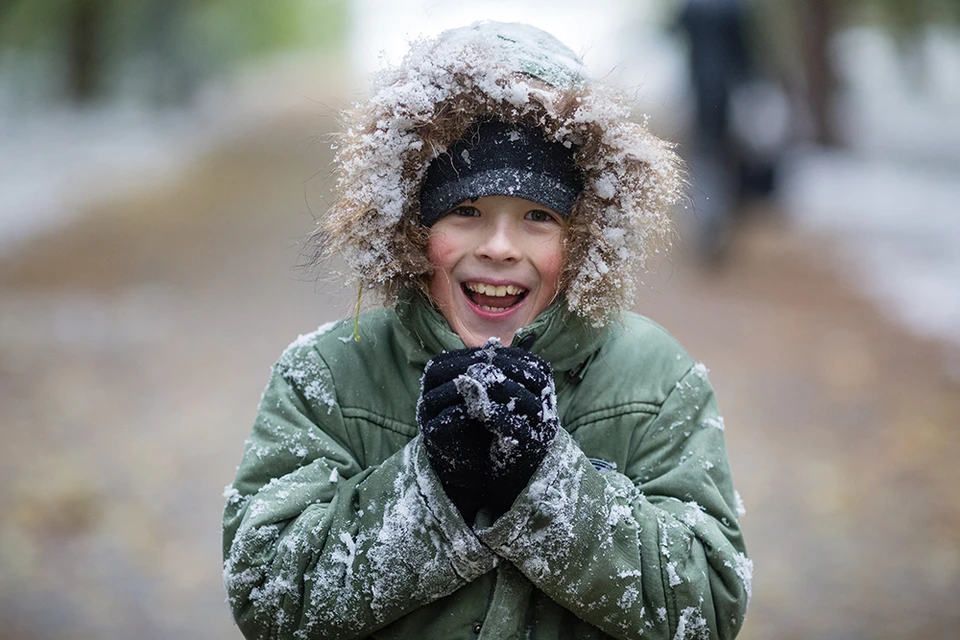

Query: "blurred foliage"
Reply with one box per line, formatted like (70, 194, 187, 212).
(0, 0, 347, 52)
(740, 0, 960, 64)
(188, 0, 348, 62)
(0, 0, 347, 103)
(848, 0, 960, 29)
(732, 0, 960, 144)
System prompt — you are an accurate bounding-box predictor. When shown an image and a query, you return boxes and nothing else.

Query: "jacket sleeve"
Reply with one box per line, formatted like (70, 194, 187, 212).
(222, 344, 498, 640)
(475, 363, 751, 640)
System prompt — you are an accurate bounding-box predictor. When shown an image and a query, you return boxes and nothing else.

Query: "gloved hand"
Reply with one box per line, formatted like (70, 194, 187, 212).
(417, 347, 493, 522)
(473, 346, 559, 515)
(418, 340, 560, 520)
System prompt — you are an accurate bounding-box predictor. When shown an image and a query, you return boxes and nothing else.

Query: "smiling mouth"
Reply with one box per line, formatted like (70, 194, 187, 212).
(462, 281, 528, 312)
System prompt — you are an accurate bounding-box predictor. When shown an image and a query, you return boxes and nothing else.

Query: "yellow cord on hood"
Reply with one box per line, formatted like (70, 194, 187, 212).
(353, 285, 362, 341)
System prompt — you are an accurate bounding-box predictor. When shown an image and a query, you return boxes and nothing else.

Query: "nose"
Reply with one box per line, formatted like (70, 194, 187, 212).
(475, 218, 521, 263)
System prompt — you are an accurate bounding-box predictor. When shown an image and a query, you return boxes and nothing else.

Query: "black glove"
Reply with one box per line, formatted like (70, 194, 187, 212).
(473, 346, 559, 515)
(418, 341, 560, 520)
(417, 347, 492, 522)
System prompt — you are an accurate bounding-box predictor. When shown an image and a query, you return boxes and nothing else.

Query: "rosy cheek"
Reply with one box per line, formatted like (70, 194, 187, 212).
(427, 233, 454, 267)
(426, 235, 456, 303)
(539, 247, 565, 293)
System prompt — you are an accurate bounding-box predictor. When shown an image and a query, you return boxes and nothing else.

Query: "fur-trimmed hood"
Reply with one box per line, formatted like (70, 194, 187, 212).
(312, 21, 683, 324)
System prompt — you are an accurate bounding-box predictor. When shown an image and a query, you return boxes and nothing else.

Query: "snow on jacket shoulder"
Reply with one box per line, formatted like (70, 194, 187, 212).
(222, 299, 750, 640)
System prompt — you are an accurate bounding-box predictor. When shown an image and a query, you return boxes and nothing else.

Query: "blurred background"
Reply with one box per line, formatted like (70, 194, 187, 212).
(1, 1, 958, 638)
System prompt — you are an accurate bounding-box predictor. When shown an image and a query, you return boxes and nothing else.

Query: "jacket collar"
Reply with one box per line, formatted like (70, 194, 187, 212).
(394, 289, 607, 374)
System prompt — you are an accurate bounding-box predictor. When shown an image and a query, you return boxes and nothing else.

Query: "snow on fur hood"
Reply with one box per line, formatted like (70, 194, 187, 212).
(312, 21, 683, 323)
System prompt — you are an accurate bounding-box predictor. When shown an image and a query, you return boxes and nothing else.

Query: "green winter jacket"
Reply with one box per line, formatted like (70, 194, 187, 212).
(222, 292, 751, 640)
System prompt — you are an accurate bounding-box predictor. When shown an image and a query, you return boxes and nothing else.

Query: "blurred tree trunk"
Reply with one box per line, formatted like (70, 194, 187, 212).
(67, 0, 106, 102)
(882, 0, 927, 92)
(802, 0, 839, 146)
(143, 0, 194, 105)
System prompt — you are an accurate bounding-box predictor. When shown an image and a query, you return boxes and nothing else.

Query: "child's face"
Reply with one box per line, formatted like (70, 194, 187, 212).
(427, 195, 565, 348)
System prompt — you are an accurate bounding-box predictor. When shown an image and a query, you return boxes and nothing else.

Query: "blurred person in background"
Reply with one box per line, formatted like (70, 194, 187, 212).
(675, 0, 791, 265)
(222, 20, 750, 640)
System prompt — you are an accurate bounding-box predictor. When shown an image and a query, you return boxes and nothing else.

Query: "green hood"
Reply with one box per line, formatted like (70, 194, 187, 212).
(314, 21, 683, 324)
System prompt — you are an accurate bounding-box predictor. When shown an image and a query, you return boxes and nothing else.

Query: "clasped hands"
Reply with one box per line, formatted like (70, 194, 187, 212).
(416, 339, 559, 522)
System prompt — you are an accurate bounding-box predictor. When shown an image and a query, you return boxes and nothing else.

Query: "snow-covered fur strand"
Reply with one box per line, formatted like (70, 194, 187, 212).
(309, 22, 683, 324)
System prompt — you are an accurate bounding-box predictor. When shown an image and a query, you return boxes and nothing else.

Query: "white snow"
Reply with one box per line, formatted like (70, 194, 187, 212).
(618, 584, 641, 610)
(0, 103, 204, 253)
(780, 26, 960, 352)
(666, 562, 682, 587)
(277, 328, 340, 413)
(724, 551, 754, 601)
(315, 320, 342, 336)
(702, 416, 725, 431)
(332, 531, 358, 590)
(223, 484, 247, 506)
(454, 363, 506, 422)
(0, 52, 334, 254)
(690, 363, 709, 381)
(672, 606, 708, 640)
(734, 491, 746, 518)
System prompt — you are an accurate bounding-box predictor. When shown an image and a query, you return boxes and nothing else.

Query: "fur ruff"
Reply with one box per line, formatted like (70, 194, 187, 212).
(308, 25, 683, 324)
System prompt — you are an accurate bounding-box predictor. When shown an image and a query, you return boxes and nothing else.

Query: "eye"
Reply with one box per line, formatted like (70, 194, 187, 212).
(525, 209, 557, 223)
(448, 205, 480, 217)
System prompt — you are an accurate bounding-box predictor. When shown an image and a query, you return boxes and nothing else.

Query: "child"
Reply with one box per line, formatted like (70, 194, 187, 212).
(223, 21, 751, 640)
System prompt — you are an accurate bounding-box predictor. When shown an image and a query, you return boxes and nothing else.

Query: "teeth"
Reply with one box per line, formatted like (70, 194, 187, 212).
(465, 282, 525, 297)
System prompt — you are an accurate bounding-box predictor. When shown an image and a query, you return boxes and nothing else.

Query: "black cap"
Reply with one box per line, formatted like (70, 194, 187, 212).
(419, 120, 582, 226)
